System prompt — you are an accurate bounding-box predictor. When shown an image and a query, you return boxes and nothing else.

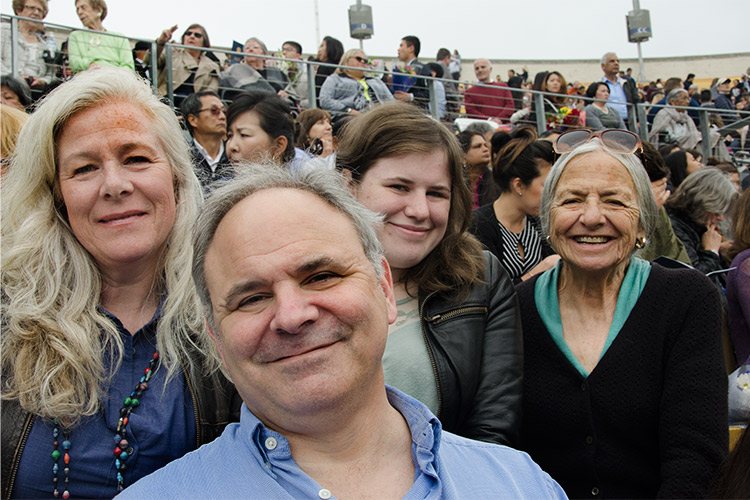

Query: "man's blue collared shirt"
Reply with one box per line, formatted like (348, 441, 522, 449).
(121, 387, 566, 499)
(602, 75, 629, 120)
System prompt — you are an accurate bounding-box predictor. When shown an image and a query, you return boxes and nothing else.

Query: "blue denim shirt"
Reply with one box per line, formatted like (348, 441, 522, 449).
(12, 307, 196, 499)
(121, 387, 567, 499)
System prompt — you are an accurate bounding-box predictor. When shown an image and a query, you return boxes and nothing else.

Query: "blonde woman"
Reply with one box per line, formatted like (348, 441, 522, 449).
(319, 48, 393, 117)
(1, 67, 237, 498)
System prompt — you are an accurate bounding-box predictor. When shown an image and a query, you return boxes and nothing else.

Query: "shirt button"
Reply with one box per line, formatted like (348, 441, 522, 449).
(586, 435, 593, 444)
(581, 383, 586, 391)
(318, 488, 332, 499)
(264, 437, 277, 450)
(591, 487, 600, 496)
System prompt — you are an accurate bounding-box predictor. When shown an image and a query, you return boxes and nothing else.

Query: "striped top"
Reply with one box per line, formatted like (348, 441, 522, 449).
(497, 216, 543, 281)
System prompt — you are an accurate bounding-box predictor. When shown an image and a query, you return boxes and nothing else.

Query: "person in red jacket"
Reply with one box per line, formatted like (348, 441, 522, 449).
(464, 58, 515, 123)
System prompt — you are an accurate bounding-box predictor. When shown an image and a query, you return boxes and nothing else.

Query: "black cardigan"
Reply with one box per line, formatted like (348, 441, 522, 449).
(517, 263, 727, 499)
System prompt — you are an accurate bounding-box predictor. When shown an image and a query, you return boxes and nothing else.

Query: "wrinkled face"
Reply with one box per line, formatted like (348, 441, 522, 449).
(474, 59, 491, 83)
(353, 150, 451, 279)
(549, 151, 642, 275)
(19, 0, 45, 20)
(182, 26, 206, 48)
(244, 40, 265, 68)
(685, 152, 702, 175)
(226, 110, 277, 164)
(1, 86, 24, 110)
(308, 118, 332, 141)
(56, 102, 177, 274)
(464, 134, 490, 167)
(189, 95, 226, 137)
(602, 54, 620, 76)
(204, 188, 397, 426)
(75, 0, 100, 28)
(518, 162, 552, 217)
(546, 73, 562, 93)
(670, 91, 690, 110)
(595, 84, 610, 101)
(397, 40, 412, 62)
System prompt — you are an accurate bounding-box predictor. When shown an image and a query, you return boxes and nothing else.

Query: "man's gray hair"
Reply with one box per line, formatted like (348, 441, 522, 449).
(539, 140, 658, 242)
(666, 167, 738, 225)
(465, 121, 496, 136)
(192, 163, 385, 326)
(666, 88, 688, 104)
(600, 52, 617, 65)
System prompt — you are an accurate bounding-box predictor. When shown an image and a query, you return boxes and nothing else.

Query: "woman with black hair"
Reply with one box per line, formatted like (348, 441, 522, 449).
(313, 36, 344, 100)
(471, 126, 559, 283)
(664, 149, 702, 189)
(584, 82, 626, 130)
(226, 92, 295, 166)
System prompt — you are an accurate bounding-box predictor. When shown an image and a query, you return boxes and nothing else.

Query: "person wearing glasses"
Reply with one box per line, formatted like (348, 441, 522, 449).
(155, 24, 221, 108)
(1, 0, 57, 95)
(319, 48, 393, 119)
(68, 0, 134, 73)
(518, 128, 728, 498)
(180, 91, 232, 190)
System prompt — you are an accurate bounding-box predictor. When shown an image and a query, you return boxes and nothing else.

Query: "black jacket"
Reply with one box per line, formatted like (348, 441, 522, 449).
(1, 363, 240, 500)
(418, 251, 522, 447)
(190, 143, 233, 192)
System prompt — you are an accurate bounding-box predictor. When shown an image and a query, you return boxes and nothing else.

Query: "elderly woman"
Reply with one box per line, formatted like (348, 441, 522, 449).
(666, 167, 738, 278)
(226, 92, 295, 166)
(155, 23, 221, 107)
(649, 88, 702, 149)
(584, 82, 626, 130)
(471, 126, 560, 283)
(319, 48, 393, 117)
(0, 68, 237, 498)
(68, 0, 134, 73)
(337, 102, 523, 446)
(518, 129, 728, 498)
(1, 0, 56, 91)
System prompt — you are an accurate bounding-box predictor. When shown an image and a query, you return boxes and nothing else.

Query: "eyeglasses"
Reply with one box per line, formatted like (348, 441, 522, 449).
(184, 31, 204, 39)
(553, 129, 642, 155)
(22, 5, 44, 14)
(198, 107, 226, 116)
(352, 56, 367, 64)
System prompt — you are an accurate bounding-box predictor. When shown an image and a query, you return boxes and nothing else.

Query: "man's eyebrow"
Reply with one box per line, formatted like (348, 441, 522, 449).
(224, 279, 263, 307)
(296, 256, 335, 275)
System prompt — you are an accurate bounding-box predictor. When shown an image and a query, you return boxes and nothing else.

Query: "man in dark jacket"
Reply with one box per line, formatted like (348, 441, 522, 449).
(181, 91, 232, 190)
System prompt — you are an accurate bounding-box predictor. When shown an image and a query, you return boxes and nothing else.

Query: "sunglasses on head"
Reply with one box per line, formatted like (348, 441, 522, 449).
(185, 31, 203, 39)
(553, 129, 643, 155)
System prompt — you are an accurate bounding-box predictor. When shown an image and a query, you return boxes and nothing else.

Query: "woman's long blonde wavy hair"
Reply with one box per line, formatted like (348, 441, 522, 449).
(1, 67, 215, 425)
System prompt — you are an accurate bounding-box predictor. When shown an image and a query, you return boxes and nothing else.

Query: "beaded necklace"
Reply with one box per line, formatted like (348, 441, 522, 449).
(51, 350, 159, 498)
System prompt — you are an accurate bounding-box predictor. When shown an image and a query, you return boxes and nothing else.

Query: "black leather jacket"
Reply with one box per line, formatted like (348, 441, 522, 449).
(418, 251, 522, 447)
(1, 363, 240, 500)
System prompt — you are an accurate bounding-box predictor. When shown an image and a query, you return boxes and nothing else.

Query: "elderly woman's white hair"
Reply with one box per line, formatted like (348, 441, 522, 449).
(1, 67, 210, 423)
(539, 139, 658, 245)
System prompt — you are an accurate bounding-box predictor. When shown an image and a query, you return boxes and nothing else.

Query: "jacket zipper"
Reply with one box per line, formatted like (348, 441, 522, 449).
(419, 291, 442, 418)
(181, 365, 201, 448)
(6, 412, 35, 500)
(424, 306, 488, 325)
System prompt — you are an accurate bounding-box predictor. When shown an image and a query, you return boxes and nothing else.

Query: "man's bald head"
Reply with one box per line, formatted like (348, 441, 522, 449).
(474, 58, 492, 84)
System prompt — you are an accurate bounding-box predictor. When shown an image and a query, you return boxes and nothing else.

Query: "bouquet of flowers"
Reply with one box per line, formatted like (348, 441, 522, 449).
(392, 64, 417, 93)
(546, 106, 582, 130)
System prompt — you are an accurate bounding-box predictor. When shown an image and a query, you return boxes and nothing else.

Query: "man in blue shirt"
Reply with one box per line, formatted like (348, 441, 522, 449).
(601, 52, 639, 123)
(120, 166, 567, 500)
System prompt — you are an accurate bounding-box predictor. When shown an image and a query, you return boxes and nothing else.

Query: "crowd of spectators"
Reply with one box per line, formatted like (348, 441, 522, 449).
(2, 4, 750, 500)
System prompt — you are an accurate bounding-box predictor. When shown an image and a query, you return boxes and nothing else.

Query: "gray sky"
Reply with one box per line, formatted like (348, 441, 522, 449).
(4, 0, 749, 61)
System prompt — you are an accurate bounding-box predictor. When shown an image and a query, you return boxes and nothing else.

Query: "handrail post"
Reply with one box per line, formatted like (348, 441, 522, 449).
(165, 44, 174, 109)
(149, 41, 159, 96)
(10, 16, 19, 77)
(637, 103, 649, 140)
(428, 78, 439, 120)
(307, 61, 317, 109)
(534, 92, 545, 134)
(627, 103, 637, 133)
(699, 108, 711, 160)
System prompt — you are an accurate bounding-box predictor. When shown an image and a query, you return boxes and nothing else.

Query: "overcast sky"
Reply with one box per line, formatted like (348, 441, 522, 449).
(3, 0, 748, 61)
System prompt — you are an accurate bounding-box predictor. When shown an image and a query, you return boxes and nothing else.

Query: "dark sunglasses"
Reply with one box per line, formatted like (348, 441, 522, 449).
(198, 107, 226, 116)
(553, 129, 643, 155)
(185, 31, 204, 39)
(353, 56, 367, 64)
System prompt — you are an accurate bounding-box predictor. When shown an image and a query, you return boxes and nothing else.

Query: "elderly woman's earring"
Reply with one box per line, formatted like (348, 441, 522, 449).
(635, 236, 646, 249)
(518, 191, 523, 196)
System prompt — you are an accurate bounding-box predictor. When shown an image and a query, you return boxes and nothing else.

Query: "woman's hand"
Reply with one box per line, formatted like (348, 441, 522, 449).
(523, 255, 561, 280)
(321, 136, 334, 157)
(156, 25, 178, 45)
(701, 225, 722, 253)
